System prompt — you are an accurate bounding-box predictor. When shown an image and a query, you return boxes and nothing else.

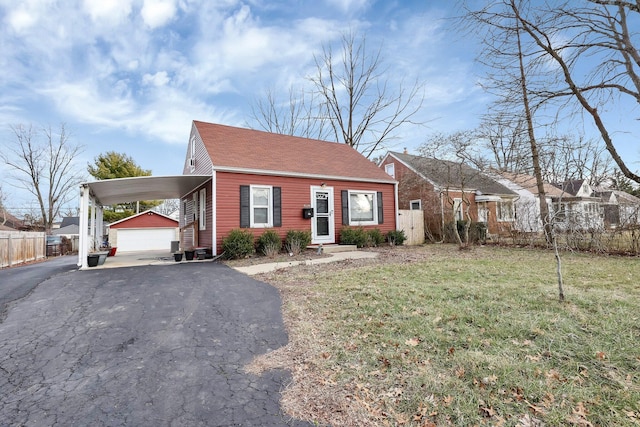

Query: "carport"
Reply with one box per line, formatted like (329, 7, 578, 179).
(78, 175, 210, 270)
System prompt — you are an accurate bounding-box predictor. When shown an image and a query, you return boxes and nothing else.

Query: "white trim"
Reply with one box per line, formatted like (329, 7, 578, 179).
(410, 199, 422, 210)
(199, 188, 206, 230)
(211, 171, 217, 255)
(311, 186, 335, 244)
(384, 163, 395, 178)
(348, 190, 378, 226)
(213, 165, 396, 185)
(250, 185, 273, 228)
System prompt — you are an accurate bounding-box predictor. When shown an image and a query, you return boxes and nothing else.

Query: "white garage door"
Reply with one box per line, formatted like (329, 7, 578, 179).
(116, 228, 177, 252)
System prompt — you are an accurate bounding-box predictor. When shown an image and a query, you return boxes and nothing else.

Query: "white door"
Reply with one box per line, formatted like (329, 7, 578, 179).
(311, 187, 335, 244)
(116, 228, 177, 252)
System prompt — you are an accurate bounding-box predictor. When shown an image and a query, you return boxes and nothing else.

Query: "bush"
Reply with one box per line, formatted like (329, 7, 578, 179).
(386, 229, 407, 246)
(285, 230, 311, 255)
(340, 227, 367, 247)
(367, 228, 385, 247)
(257, 229, 282, 257)
(221, 229, 255, 259)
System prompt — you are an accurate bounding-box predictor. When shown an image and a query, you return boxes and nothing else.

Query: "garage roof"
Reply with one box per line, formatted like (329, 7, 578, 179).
(84, 175, 211, 206)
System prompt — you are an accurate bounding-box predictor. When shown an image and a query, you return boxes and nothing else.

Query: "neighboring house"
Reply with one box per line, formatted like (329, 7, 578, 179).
(0, 209, 25, 231)
(493, 172, 605, 231)
(379, 151, 517, 240)
(108, 210, 179, 252)
(593, 188, 640, 228)
(551, 179, 604, 230)
(489, 170, 566, 233)
(179, 121, 397, 253)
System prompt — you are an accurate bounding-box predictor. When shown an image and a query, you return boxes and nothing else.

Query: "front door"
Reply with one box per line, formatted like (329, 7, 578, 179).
(311, 186, 335, 244)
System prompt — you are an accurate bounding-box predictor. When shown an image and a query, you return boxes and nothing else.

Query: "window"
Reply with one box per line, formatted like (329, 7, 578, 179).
(189, 136, 196, 171)
(410, 199, 422, 210)
(251, 185, 272, 227)
(349, 191, 378, 225)
(385, 163, 395, 178)
(199, 188, 206, 230)
(240, 185, 281, 228)
(453, 198, 463, 221)
(497, 200, 514, 221)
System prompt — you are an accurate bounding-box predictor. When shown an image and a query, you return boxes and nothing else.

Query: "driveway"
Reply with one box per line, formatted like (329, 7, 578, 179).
(0, 261, 313, 426)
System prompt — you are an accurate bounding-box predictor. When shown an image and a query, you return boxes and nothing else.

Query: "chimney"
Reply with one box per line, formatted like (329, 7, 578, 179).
(403, 147, 408, 154)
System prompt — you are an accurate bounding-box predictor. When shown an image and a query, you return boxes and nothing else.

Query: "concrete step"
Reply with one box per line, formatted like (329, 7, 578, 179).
(308, 244, 358, 253)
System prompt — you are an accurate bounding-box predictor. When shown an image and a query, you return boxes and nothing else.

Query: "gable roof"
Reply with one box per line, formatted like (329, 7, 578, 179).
(389, 151, 515, 195)
(554, 179, 588, 196)
(493, 170, 566, 198)
(194, 121, 395, 183)
(108, 209, 179, 228)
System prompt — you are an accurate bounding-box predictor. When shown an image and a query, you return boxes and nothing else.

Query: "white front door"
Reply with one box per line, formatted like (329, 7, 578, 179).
(311, 186, 335, 244)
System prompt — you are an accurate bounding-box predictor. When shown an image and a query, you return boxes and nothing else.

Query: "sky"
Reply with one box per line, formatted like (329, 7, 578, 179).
(1, 0, 639, 217)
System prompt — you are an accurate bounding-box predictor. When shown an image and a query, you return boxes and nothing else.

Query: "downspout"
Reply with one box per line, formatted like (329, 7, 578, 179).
(394, 181, 399, 230)
(211, 169, 217, 255)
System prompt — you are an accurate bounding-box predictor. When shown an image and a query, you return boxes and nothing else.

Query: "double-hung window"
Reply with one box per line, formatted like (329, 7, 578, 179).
(250, 185, 272, 227)
(240, 185, 281, 228)
(497, 200, 514, 222)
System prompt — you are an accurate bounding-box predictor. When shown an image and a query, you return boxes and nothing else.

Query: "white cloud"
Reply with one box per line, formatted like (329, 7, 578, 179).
(141, 0, 177, 29)
(324, 0, 371, 14)
(142, 71, 170, 86)
(82, 0, 134, 24)
(6, 8, 37, 32)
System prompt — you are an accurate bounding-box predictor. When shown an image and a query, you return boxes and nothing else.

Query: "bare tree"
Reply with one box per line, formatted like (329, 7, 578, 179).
(477, 114, 531, 173)
(1, 124, 84, 232)
(504, 0, 640, 184)
(249, 87, 330, 140)
(250, 31, 425, 158)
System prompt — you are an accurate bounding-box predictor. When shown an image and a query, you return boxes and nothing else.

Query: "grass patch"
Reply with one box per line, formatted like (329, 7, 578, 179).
(255, 245, 640, 426)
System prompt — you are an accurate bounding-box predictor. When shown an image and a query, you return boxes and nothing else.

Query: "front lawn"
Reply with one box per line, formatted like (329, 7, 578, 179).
(250, 245, 640, 426)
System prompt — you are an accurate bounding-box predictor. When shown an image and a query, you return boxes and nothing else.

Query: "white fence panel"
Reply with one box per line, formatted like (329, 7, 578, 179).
(398, 210, 425, 245)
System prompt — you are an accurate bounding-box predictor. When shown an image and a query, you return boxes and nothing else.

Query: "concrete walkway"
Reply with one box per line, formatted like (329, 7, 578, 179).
(233, 251, 379, 275)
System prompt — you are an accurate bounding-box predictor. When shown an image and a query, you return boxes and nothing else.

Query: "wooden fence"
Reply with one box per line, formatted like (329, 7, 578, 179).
(0, 231, 46, 268)
(398, 209, 425, 245)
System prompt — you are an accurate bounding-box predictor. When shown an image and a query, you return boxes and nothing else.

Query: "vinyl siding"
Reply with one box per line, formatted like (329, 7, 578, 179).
(215, 172, 396, 253)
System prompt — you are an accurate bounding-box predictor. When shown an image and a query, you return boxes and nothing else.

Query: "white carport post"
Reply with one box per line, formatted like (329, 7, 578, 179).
(78, 184, 90, 269)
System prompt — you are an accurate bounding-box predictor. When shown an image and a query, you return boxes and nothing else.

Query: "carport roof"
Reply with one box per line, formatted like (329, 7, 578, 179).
(83, 175, 211, 206)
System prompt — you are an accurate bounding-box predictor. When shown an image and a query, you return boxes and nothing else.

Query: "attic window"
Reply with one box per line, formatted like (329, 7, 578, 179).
(385, 163, 395, 178)
(189, 136, 196, 171)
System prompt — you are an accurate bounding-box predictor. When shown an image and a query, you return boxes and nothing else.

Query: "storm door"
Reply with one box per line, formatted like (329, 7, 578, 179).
(311, 186, 335, 244)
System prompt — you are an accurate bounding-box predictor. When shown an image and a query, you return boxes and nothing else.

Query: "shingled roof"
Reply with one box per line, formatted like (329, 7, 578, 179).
(390, 151, 516, 195)
(194, 121, 395, 183)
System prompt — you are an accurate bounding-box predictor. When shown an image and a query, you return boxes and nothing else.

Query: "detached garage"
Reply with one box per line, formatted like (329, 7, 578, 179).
(108, 210, 179, 253)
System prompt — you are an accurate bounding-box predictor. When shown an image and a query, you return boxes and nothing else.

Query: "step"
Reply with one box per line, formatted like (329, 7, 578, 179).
(308, 244, 358, 253)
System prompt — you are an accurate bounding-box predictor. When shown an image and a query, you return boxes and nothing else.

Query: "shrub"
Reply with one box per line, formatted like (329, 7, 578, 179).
(367, 228, 385, 247)
(257, 229, 282, 257)
(340, 226, 367, 247)
(221, 229, 255, 259)
(386, 229, 407, 246)
(285, 230, 311, 255)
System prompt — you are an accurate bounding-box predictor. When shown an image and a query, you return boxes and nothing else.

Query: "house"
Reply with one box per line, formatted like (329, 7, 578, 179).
(493, 172, 605, 232)
(488, 170, 566, 233)
(108, 210, 179, 252)
(593, 188, 640, 229)
(0, 209, 25, 231)
(379, 151, 517, 240)
(179, 121, 398, 254)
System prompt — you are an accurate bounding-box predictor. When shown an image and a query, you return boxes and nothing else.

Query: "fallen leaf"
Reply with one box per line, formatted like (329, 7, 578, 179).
(448, 346, 455, 355)
(405, 337, 420, 347)
(595, 351, 606, 360)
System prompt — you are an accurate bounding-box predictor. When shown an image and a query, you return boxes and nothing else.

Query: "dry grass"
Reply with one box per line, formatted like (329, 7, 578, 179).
(243, 245, 640, 426)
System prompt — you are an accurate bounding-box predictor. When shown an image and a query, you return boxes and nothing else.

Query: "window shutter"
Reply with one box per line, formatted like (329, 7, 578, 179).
(273, 187, 282, 227)
(240, 185, 250, 228)
(377, 192, 384, 224)
(341, 190, 349, 225)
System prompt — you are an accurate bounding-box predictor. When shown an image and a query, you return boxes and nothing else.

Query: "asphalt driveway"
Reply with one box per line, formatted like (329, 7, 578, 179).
(0, 261, 313, 426)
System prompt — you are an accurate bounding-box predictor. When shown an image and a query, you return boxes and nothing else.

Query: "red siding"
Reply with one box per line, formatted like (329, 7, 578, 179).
(111, 212, 178, 229)
(214, 172, 396, 253)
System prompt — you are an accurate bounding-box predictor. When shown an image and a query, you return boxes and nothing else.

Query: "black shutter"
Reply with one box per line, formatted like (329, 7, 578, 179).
(273, 187, 282, 227)
(341, 190, 349, 225)
(240, 185, 250, 228)
(377, 192, 384, 224)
